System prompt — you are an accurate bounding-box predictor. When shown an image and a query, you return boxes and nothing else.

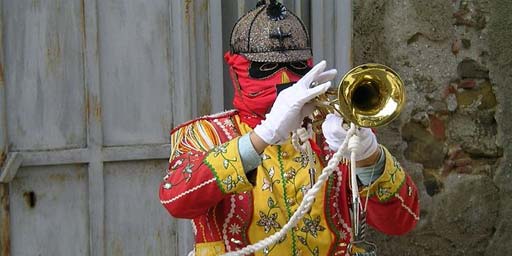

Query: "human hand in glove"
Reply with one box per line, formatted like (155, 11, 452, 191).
(321, 113, 378, 162)
(253, 60, 337, 145)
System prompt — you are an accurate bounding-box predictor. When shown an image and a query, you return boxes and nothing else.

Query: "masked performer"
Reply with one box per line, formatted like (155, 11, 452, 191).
(160, 1, 419, 255)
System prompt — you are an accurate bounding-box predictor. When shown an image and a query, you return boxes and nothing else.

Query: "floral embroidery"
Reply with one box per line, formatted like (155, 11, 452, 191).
(285, 149, 316, 205)
(183, 163, 194, 182)
(301, 215, 326, 238)
(228, 223, 241, 235)
(360, 146, 406, 202)
(223, 176, 235, 191)
(283, 168, 297, 181)
(212, 144, 228, 156)
(262, 177, 273, 192)
(204, 139, 252, 193)
(293, 151, 311, 168)
(297, 215, 326, 256)
(222, 175, 246, 191)
(339, 230, 348, 240)
(164, 154, 197, 189)
(255, 196, 288, 255)
(244, 137, 331, 256)
(261, 167, 281, 192)
(257, 211, 281, 233)
(171, 159, 184, 170)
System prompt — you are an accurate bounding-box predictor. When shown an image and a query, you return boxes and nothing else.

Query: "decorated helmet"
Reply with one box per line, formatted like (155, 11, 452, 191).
(229, 0, 312, 63)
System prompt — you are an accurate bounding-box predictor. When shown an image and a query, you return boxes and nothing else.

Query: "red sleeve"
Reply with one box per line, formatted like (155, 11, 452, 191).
(159, 148, 226, 219)
(159, 117, 253, 219)
(365, 174, 420, 235)
(321, 134, 420, 235)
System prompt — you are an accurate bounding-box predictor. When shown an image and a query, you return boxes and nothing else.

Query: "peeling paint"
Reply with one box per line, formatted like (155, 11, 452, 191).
(0, 151, 6, 167)
(93, 96, 102, 122)
(85, 93, 102, 122)
(48, 173, 68, 183)
(184, 0, 192, 20)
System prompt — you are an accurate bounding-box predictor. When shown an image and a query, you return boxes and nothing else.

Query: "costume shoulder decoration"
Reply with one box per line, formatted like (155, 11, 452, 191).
(169, 110, 238, 158)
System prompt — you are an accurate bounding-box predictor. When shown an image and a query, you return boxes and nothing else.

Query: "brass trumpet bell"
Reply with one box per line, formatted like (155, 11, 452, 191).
(312, 63, 405, 129)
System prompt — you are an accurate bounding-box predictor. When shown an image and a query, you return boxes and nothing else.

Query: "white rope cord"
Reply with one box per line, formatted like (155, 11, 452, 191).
(222, 125, 358, 256)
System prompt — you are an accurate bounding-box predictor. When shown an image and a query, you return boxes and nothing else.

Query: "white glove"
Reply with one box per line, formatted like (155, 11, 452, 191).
(254, 61, 337, 145)
(322, 113, 378, 161)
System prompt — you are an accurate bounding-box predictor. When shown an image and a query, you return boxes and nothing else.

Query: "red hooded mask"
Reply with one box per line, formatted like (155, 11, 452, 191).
(224, 52, 312, 128)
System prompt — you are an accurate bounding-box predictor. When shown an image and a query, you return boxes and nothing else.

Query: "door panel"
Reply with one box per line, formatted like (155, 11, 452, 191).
(9, 165, 89, 256)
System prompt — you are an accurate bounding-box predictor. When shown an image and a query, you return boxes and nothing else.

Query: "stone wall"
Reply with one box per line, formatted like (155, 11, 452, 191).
(353, 0, 512, 255)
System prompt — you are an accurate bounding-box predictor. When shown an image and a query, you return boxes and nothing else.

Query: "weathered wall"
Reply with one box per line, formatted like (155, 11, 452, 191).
(354, 0, 512, 255)
(0, 0, 225, 254)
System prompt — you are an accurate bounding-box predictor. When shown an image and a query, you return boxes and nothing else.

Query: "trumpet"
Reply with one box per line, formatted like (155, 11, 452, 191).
(310, 63, 406, 256)
(310, 63, 405, 131)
